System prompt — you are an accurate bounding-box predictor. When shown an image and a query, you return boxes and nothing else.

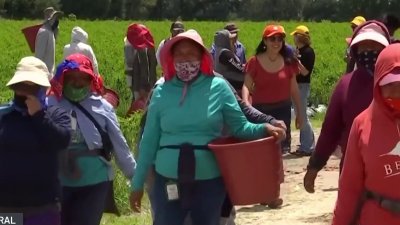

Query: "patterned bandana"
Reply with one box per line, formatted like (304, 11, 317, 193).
(174, 61, 201, 82)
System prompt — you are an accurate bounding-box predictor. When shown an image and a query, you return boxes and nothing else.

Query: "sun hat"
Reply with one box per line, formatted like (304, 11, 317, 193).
(224, 23, 240, 33)
(7, 56, 50, 87)
(350, 23, 389, 47)
(170, 21, 185, 32)
(351, 16, 366, 26)
(44, 7, 63, 21)
(126, 23, 155, 50)
(160, 29, 213, 81)
(290, 25, 309, 36)
(263, 25, 286, 38)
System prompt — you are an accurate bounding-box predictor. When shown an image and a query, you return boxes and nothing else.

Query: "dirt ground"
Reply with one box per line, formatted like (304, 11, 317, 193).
(236, 129, 340, 225)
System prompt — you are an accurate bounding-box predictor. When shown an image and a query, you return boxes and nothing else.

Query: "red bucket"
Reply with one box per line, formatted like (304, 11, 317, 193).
(208, 137, 283, 205)
(102, 88, 120, 109)
(21, 24, 42, 53)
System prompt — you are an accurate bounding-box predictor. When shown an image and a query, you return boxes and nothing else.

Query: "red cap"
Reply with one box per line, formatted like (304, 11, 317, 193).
(263, 25, 286, 38)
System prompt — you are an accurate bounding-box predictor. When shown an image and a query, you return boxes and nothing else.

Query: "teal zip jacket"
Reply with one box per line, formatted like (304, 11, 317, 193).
(132, 74, 267, 190)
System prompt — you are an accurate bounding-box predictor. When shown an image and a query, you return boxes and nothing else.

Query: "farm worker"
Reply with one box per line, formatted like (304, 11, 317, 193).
(290, 25, 316, 157)
(0, 56, 71, 225)
(243, 24, 304, 155)
(213, 29, 245, 93)
(63, 26, 99, 75)
(124, 23, 157, 112)
(345, 16, 366, 73)
(156, 21, 185, 66)
(381, 14, 400, 43)
(35, 7, 62, 78)
(48, 54, 137, 225)
(303, 21, 391, 194)
(211, 22, 247, 64)
(129, 29, 285, 225)
(332, 43, 400, 225)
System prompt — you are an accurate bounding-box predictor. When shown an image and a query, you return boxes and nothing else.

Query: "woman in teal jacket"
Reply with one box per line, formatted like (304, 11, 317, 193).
(130, 29, 285, 225)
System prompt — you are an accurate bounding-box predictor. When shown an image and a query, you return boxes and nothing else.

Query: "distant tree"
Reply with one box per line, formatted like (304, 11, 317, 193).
(60, 0, 111, 19)
(4, 0, 60, 18)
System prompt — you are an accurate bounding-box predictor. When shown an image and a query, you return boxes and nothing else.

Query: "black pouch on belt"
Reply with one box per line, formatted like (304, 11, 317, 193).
(161, 143, 210, 210)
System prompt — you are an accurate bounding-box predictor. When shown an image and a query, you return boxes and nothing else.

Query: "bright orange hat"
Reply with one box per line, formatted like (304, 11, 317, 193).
(263, 25, 286, 38)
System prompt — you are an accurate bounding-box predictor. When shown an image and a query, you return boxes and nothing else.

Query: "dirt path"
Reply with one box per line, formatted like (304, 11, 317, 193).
(236, 130, 340, 225)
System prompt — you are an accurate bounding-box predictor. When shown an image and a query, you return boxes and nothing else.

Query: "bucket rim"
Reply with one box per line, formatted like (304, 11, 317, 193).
(208, 136, 276, 149)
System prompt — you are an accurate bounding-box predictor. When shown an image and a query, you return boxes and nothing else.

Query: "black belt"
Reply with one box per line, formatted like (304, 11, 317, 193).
(160, 143, 210, 209)
(366, 190, 400, 214)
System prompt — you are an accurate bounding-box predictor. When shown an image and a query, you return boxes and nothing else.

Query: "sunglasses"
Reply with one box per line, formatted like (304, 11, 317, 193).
(267, 35, 284, 42)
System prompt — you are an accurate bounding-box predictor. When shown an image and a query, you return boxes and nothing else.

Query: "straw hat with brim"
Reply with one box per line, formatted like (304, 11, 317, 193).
(7, 56, 50, 87)
(44, 7, 63, 21)
(224, 23, 240, 33)
(350, 23, 389, 47)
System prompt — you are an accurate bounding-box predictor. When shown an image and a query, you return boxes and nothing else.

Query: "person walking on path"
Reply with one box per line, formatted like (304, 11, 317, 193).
(63, 26, 99, 75)
(0, 56, 71, 225)
(332, 43, 400, 225)
(48, 54, 137, 225)
(290, 25, 316, 156)
(243, 24, 304, 154)
(129, 29, 285, 225)
(35, 7, 62, 77)
(303, 21, 391, 194)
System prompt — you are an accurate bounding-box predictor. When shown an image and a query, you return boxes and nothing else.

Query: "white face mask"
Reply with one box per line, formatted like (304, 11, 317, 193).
(174, 61, 201, 82)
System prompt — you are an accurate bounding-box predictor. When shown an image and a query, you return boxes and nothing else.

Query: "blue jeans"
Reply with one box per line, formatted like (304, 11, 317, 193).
(61, 181, 110, 225)
(297, 83, 315, 153)
(152, 173, 226, 225)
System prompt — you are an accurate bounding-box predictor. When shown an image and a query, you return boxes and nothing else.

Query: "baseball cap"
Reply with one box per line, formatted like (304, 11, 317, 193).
(379, 68, 400, 86)
(263, 25, 286, 38)
(351, 16, 366, 26)
(290, 25, 309, 36)
(350, 23, 389, 47)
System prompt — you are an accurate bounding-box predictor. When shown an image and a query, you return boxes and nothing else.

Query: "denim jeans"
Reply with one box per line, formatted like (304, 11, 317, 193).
(61, 181, 110, 225)
(296, 83, 315, 153)
(152, 173, 226, 225)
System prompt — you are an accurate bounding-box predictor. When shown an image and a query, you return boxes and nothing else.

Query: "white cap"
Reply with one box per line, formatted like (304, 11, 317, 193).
(350, 23, 389, 47)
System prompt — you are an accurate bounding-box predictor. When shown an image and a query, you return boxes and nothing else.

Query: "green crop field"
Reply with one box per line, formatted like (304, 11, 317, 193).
(0, 20, 353, 224)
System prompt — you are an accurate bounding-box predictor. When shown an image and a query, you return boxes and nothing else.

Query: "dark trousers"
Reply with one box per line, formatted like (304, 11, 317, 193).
(254, 101, 292, 152)
(152, 173, 226, 225)
(61, 181, 110, 225)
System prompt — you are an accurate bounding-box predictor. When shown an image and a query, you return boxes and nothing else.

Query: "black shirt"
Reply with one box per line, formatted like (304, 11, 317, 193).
(296, 45, 315, 83)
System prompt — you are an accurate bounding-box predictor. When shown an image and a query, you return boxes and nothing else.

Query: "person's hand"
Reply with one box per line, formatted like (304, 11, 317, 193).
(295, 116, 304, 130)
(130, 190, 144, 213)
(304, 168, 318, 193)
(272, 120, 287, 131)
(266, 123, 286, 143)
(25, 95, 42, 116)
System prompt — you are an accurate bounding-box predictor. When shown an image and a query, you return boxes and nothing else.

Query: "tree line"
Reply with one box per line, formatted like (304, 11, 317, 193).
(1, 0, 399, 21)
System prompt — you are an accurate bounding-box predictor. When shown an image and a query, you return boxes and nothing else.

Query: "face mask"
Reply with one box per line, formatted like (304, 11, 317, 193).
(13, 95, 28, 109)
(63, 84, 90, 102)
(384, 98, 400, 112)
(356, 50, 380, 74)
(174, 61, 201, 82)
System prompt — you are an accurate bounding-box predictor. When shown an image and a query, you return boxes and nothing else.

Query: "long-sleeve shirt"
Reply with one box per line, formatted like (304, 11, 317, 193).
(308, 68, 373, 171)
(35, 24, 55, 77)
(48, 95, 136, 187)
(132, 75, 267, 191)
(0, 104, 71, 207)
(211, 41, 246, 64)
